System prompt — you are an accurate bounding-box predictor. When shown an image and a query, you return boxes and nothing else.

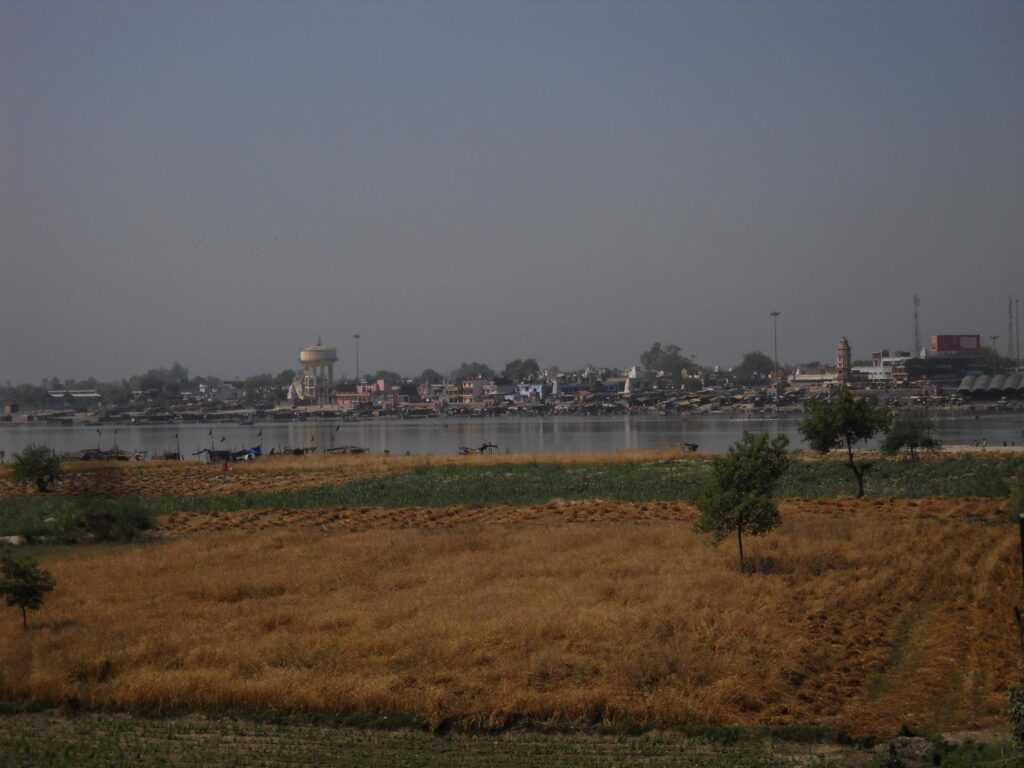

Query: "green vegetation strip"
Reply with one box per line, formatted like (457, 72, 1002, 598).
(2, 457, 1022, 541)
(0, 497, 154, 543)
(0, 710, 1012, 767)
(138, 456, 1024, 510)
(0, 712, 819, 768)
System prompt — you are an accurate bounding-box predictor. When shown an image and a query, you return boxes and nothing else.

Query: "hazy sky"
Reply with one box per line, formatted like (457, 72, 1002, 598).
(2, 1, 1022, 383)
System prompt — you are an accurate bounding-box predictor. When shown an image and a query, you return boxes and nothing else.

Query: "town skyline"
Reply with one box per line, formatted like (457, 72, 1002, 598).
(3, 325, 1019, 392)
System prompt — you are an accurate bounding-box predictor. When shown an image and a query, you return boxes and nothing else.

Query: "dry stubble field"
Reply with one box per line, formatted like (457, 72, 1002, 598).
(0, 484, 1018, 741)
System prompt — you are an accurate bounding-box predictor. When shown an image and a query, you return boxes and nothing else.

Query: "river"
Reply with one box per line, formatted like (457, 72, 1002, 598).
(2, 412, 1024, 460)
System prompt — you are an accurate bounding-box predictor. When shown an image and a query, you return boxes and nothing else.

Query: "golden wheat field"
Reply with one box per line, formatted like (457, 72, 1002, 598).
(1, 496, 1018, 739)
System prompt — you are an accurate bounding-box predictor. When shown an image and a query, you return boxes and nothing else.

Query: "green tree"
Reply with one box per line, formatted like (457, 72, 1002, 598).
(97, 381, 131, 406)
(129, 363, 190, 400)
(880, 410, 941, 460)
(450, 362, 496, 381)
(0, 555, 56, 629)
(501, 358, 540, 383)
(1009, 475, 1024, 522)
(239, 373, 278, 405)
(371, 370, 403, 383)
(799, 389, 892, 498)
(415, 368, 445, 384)
(12, 444, 62, 493)
(1, 384, 48, 408)
(694, 432, 790, 569)
(640, 342, 694, 389)
(732, 351, 776, 385)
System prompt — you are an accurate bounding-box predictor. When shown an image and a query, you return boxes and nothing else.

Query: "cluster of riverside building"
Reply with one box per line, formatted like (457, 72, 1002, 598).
(3, 332, 1021, 426)
(285, 334, 1021, 410)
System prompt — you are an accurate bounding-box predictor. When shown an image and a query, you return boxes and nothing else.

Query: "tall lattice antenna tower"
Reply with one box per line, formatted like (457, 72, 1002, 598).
(913, 294, 920, 354)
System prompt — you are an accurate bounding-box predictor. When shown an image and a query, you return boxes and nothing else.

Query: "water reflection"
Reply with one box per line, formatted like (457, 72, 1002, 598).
(1, 413, 1023, 460)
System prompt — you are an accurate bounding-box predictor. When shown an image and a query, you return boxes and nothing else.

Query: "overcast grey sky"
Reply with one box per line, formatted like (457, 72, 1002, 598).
(2, 0, 1022, 383)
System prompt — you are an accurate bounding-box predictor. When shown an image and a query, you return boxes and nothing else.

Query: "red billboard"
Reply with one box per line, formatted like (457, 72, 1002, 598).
(930, 334, 981, 354)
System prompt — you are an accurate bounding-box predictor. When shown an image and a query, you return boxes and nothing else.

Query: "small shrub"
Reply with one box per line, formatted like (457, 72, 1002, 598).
(881, 411, 941, 460)
(80, 499, 154, 542)
(1009, 476, 1024, 523)
(11, 444, 62, 493)
(695, 432, 789, 569)
(799, 390, 891, 497)
(0, 555, 56, 629)
(0, 497, 84, 543)
(0, 497, 152, 544)
(70, 658, 116, 685)
(1009, 687, 1024, 748)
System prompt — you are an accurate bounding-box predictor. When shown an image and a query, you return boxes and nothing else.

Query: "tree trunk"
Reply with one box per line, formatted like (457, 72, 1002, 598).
(737, 525, 744, 570)
(846, 439, 865, 498)
(36, 478, 48, 493)
(21, 605, 27, 630)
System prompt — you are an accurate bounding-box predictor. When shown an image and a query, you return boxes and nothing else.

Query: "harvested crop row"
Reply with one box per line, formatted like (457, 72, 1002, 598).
(154, 496, 1009, 536)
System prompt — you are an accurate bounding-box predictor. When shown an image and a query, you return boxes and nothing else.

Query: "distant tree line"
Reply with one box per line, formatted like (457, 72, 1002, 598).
(2, 343, 809, 408)
(0, 363, 296, 408)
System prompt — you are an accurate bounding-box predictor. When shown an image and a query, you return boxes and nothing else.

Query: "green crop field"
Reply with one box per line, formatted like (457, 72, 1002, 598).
(0, 711, 854, 768)
(3, 456, 1022, 543)
(0, 711, 1015, 767)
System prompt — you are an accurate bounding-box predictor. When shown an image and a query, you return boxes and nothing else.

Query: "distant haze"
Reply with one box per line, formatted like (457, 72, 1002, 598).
(2, 1, 1022, 383)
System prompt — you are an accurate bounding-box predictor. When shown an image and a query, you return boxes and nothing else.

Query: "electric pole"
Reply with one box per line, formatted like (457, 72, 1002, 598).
(770, 310, 780, 387)
(913, 294, 920, 354)
(1010, 296, 1015, 360)
(353, 334, 361, 382)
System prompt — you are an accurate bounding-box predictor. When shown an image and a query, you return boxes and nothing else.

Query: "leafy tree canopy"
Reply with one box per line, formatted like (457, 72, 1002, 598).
(129, 363, 190, 394)
(450, 362, 496, 381)
(371, 370, 404, 383)
(799, 389, 891, 497)
(694, 432, 790, 568)
(501, 358, 541, 383)
(732, 351, 776, 384)
(1009, 476, 1024, 521)
(12, 444, 62, 493)
(0, 555, 56, 629)
(0, 384, 48, 408)
(415, 369, 445, 384)
(880, 410, 941, 460)
(639, 342, 694, 389)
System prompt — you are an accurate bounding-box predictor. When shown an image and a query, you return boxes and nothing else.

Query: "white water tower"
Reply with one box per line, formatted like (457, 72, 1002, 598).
(299, 337, 338, 406)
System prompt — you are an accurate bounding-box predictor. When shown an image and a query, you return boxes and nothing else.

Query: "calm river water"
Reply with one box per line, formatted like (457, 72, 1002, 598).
(2, 413, 1024, 460)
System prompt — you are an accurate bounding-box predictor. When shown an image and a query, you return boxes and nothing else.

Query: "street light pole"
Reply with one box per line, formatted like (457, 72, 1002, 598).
(353, 334, 361, 382)
(770, 311, 780, 387)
